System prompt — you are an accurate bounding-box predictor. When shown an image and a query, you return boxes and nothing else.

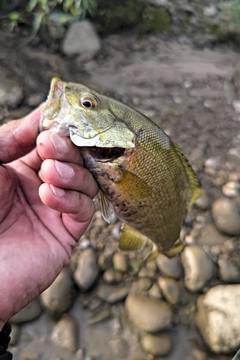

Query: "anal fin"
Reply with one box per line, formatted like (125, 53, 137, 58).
(119, 224, 147, 251)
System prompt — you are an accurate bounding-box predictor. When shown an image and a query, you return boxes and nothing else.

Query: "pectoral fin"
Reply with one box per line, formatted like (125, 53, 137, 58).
(116, 169, 152, 200)
(119, 224, 147, 251)
(95, 189, 115, 223)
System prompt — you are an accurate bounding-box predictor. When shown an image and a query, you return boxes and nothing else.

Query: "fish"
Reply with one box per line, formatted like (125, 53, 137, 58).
(40, 77, 203, 257)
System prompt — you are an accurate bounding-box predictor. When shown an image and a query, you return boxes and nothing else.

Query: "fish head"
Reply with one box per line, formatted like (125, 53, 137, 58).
(40, 77, 135, 149)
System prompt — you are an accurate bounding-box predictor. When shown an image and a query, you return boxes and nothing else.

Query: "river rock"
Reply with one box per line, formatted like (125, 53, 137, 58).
(112, 252, 128, 272)
(181, 245, 215, 292)
(10, 298, 42, 324)
(51, 314, 78, 353)
(73, 248, 99, 290)
(132, 277, 153, 292)
(141, 332, 173, 356)
(62, 20, 101, 58)
(211, 197, 240, 236)
(125, 295, 172, 332)
(158, 277, 179, 305)
(40, 266, 76, 317)
(218, 254, 240, 283)
(194, 193, 210, 210)
(103, 268, 123, 284)
(156, 254, 182, 279)
(148, 283, 162, 299)
(196, 285, 240, 353)
(97, 284, 129, 304)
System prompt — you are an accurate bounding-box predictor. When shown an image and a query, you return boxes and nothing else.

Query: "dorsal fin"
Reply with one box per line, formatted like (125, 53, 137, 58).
(173, 143, 204, 204)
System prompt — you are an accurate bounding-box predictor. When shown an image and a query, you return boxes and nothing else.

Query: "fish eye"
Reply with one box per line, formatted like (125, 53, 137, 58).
(81, 97, 97, 109)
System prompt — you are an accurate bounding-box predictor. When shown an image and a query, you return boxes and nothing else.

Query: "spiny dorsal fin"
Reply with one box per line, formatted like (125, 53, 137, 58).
(173, 143, 204, 204)
(95, 189, 115, 223)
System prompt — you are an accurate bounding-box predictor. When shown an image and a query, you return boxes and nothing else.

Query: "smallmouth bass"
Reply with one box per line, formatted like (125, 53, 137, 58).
(41, 78, 203, 257)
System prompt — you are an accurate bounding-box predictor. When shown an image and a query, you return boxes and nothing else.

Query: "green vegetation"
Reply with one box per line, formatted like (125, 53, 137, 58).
(0, 0, 170, 36)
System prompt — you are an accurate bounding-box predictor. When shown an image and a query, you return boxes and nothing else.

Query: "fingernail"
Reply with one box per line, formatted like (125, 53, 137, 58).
(50, 184, 65, 197)
(50, 132, 68, 155)
(55, 160, 74, 180)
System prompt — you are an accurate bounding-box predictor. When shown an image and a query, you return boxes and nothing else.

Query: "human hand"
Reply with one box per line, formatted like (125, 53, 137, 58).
(0, 105, 98, 329)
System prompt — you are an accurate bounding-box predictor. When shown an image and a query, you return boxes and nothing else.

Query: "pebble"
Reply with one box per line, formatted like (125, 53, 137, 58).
(196, 285, 240, 353)
(204, 157, 220, 171)
(125, 295, 172, 332)
(9, 324, 20, 346)
(233, 100, 240, 113)
(10, 298, 42, 324)
(132, 278, 153, 292)
(222, 181, 240, 197)
(51, 314, 78, 353)
(194, 193, 210, 210)
(97, 285, 129, 304)
(98, 252, 113, 271)
(218, 254, 240, 283)
(62, 20, 101, 58)
(27, 93, 45, 107)
(156, 254, 182, 279)
(211, 197, 240, 236)
(158, 277, 179, 305)
(129, 259, 144, 274)
(197, 224, 230, 246)
(73, 248, 99, 290)
(141, 333, 173, 357)
(40, 266, 76, 317)
(148, 283, 162, 299)
(88, 307, 112, 325)
(103, 268, 123, 284)
(112, 252, 128, 272)
(181, 245, 216, 292)
(203, 5, 217, 17)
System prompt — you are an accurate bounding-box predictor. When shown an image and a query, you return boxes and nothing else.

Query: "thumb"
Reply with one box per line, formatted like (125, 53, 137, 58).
(0, 103, 45, 164)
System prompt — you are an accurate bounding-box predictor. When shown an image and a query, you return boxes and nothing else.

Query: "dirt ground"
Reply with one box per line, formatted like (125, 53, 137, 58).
(1, 29, 240, 359)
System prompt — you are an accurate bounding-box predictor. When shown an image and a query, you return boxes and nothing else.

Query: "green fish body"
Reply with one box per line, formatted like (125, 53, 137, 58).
(41, 78, 203, 256)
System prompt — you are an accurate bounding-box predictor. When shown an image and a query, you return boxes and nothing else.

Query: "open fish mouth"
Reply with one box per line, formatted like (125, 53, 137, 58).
(83, 146, 126, 162)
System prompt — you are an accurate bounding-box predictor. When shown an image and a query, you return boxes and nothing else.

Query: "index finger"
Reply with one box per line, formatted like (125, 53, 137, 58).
(37, 130, 84, 166)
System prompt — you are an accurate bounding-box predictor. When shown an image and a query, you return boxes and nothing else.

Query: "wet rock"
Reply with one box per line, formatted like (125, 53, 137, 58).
(97, 284, 129, 304)
(158, 277, 179, 305)
(196, 285, 240, 353)
(40, 266, 76, 317)
(181, 245, 215, 292)
(212, 197, 240, 236)
(218, 254, 240, 283)
(156, 254, 182, 279)
(141, 332, 173, 356)
(62, 20, 101, 58)
(222, 181, 240, 197)
(103, 268, 123, 284)
(125, 295, 172, 332)
(74, 248, 99, 290)
(129, 258, 144, 274)
(112, 252, 128, 272)
(194, 193, 210, 210)
(10, 298, 42, 324)
(51, 314, 78, 353)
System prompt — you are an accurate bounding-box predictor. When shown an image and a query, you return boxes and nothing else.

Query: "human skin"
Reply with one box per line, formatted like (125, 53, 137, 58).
(0, 104, 98, 329)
